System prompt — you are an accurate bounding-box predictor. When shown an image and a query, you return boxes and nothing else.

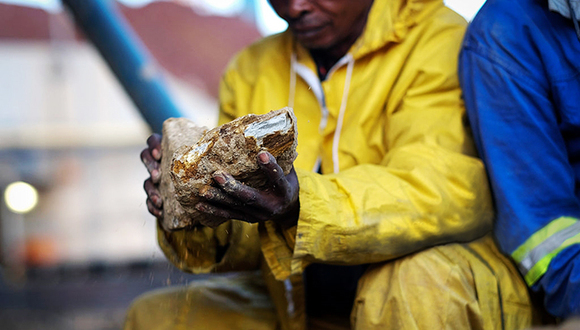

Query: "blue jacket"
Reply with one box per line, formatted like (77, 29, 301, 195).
(459, 0, 580, 319)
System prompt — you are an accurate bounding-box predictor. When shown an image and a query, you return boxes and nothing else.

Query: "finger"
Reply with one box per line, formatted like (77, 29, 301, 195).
(147, 198, 163, 218)
(151, 168, 161, 184)
(199, 185, 239, 206)
(198, 216, 228, 228)
(213, 171, 261, 205)
(195, 202, 260, 224)
(258, 151, 291, 196)
(147, 134, 162, 161)
(144, 179, 163, 208)
(140, 148, 161, 183)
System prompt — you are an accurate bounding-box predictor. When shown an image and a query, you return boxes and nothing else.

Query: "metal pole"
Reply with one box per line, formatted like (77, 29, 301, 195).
(61, 0, 183, 133)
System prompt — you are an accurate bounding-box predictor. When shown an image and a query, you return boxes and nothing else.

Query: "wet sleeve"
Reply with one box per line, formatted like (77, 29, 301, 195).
(263, 43, 494, 280)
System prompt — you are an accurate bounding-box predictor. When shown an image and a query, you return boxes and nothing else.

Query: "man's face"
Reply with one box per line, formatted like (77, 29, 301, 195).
(268, 0, 374, 51)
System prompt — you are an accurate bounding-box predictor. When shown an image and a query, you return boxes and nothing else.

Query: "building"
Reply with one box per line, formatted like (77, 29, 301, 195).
(0, 0, 260, 269)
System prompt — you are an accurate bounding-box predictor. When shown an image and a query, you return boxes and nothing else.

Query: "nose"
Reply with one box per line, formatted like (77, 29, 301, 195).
(286, 0, 312, 19)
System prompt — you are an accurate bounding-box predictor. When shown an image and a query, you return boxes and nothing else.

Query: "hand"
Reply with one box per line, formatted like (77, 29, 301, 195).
(141, 133, 163, 219)
(195, 151, 300, 229)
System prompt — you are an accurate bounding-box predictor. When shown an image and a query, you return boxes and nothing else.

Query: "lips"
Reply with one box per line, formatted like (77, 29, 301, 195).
(291, 24, 327, 39)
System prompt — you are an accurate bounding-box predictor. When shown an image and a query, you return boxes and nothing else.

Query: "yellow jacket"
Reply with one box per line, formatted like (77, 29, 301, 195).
(157, 0, 493, 328)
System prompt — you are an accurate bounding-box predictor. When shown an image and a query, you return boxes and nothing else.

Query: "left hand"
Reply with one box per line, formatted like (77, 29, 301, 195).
(195, 151, 300, 229)
(141, 133, 163, 219)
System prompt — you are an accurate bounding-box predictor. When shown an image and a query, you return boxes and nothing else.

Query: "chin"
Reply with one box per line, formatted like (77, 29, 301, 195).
(297, 37, 336, 52)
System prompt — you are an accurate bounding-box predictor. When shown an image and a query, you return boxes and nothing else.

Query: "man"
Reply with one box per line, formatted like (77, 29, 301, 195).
(129, 0, 535, 328)
(459, 0, 580, 321)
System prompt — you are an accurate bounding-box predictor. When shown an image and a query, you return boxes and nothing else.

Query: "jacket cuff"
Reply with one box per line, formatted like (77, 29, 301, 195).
(157, 220, 220, 273)
(259, 223, 311, 280)
(259, 171, 316, 280)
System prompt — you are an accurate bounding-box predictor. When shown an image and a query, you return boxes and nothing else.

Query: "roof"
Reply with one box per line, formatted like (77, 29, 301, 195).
(0, 1, 262, 97)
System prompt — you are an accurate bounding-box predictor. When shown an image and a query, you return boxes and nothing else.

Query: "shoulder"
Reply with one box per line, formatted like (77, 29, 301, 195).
(462, 0, 556, 80)
(430, 4, 468, 29)
(223, 31, 292, 85)
(415, 3, 467, 40)
(462, 0, 567, 57)
(406, 4, 468, 56)
(466, 0, 540, 40)
(401, 5, 467, 76)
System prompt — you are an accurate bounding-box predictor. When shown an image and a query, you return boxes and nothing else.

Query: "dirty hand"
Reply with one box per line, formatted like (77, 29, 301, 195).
(195, 151, 300, 229)
(141, 133, 163, 219)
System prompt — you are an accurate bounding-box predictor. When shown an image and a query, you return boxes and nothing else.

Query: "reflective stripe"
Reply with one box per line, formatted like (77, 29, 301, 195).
(511, 216, 580, 286)
(519, 221, 580, 271)
(524, 232, 580, 285)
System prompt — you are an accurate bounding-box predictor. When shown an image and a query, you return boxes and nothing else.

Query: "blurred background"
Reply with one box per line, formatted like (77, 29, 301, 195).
(0, 0, 486, 329)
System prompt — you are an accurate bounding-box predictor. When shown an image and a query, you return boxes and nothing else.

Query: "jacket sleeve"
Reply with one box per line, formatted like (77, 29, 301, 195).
(262, 40, 494, 279)
(156, 60, 263, 274)
(459, 28, 580, 318)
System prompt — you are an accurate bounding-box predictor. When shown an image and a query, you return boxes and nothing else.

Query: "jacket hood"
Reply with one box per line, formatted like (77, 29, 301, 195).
(350, 0, 446, 59)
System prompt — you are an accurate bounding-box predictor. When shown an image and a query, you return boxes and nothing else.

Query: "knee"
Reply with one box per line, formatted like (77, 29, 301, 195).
(123, 276, 278, 330)
(124, 287, 194, 330)
(356, 245, 475, 303)
(351, 246, 480, 329)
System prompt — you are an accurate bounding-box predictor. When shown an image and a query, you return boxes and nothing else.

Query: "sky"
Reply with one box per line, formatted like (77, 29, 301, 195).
(0, 0, 487, 35)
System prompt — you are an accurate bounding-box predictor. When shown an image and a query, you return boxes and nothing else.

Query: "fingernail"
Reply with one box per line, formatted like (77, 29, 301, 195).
(152, 149, 161, 160)
(152, 169, 160, 181)
(258, 152, 270, 164)
(153, 195, 162, 207)
(214, 172, 226, 184)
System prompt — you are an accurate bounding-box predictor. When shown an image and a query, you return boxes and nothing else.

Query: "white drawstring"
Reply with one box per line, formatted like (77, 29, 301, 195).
(332, 55, 354, 173)
(289, 51, 355, 174)
(288, 52, 297, 109)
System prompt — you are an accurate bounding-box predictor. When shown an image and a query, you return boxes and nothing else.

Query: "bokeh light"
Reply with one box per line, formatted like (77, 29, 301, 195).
(4, 181, 39, 214)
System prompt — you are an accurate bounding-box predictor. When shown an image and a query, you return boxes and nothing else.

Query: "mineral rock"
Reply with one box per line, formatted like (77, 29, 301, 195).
(170, 107, 298, 228)
(159, 118, 207, 231)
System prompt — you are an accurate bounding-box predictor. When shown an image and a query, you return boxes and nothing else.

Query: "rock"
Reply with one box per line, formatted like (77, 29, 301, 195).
(159, 118, 207, 231)
(169, 107, 298, 228)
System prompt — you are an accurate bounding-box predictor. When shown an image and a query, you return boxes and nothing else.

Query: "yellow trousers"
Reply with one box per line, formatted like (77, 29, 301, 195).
(124, 236, 536, 330)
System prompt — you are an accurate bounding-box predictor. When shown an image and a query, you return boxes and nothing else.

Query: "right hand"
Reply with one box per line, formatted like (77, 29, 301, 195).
(141, 133, 163, 219)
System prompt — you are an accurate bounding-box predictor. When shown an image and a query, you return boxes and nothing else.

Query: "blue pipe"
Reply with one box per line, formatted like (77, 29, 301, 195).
(61, 0, 183, 133)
